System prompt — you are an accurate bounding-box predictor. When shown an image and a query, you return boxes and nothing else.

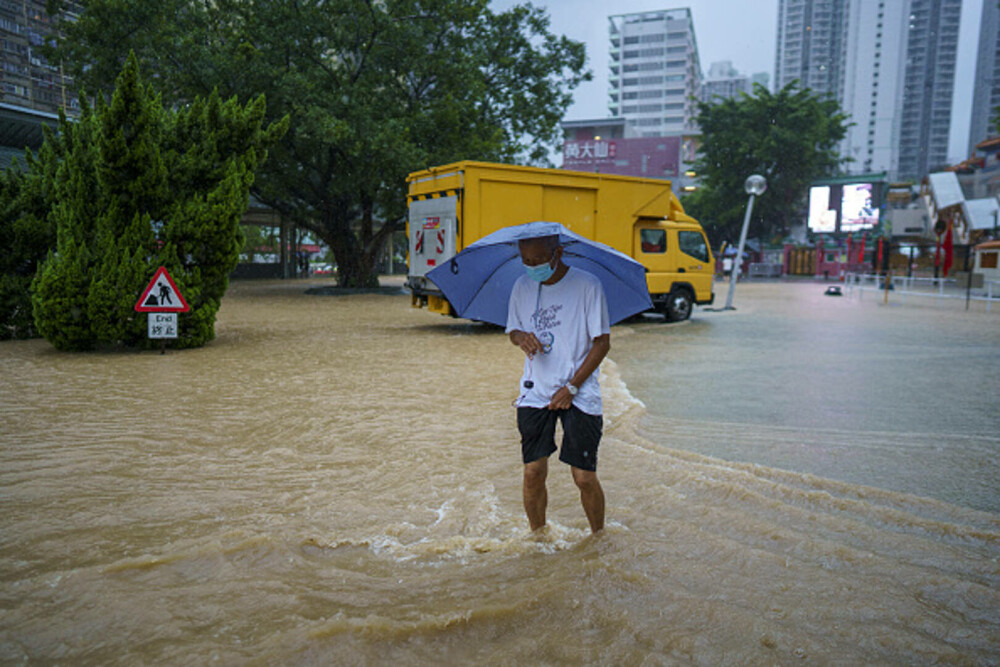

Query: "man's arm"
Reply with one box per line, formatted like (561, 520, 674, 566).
(510, 330, 544, 359)
(548, 333, 610, 410)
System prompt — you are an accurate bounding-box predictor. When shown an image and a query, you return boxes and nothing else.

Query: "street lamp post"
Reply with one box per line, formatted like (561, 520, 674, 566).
(724, 174, 767, 310)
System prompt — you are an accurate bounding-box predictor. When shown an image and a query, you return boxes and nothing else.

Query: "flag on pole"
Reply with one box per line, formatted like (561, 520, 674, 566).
(942, 221, 954, 277)
(877, 236, 884, 270)
(846, 234, 852, 265)
(858, 232, 866, 266)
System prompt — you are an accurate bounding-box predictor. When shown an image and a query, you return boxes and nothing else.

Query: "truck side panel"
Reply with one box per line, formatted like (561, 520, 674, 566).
(467, 178, 598, 245)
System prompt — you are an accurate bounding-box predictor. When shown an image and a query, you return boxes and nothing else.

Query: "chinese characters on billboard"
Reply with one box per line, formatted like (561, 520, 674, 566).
(562, 137, 681, 178)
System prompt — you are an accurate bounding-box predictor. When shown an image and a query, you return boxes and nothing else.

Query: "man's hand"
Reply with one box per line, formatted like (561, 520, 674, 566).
(510, 330, 543, 359)
(548, 386, 574, 410)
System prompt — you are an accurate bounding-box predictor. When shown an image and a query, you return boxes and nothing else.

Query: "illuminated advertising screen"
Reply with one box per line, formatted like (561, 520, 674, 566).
(840, 183, 879, 231)
(808, 186, 836, 233)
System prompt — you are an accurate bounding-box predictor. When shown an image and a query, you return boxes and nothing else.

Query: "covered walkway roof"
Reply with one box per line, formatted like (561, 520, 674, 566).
(0, 103, 62, 171)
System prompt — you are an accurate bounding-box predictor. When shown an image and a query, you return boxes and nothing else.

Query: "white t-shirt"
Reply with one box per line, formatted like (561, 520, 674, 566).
(505, 267, 611, 415)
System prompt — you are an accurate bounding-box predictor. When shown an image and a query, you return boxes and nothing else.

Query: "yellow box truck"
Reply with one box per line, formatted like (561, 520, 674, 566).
(405, 161, 714, 321)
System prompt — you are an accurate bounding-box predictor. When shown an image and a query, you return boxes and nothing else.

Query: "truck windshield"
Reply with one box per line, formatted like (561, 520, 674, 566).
(678, 231, 709, 262)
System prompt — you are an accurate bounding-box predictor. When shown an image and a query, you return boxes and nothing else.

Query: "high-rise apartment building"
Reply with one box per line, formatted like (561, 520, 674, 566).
(773, 0, 849, 99)
(701, 61, 748, 102)
(840, 1, 910, 175)
(608, 8, 702, 137)
(774, 0, 961, 181)
(969, 0, 1000, 155)
(896, 0, 961, 179)
(701, 61, 770, 103)
(0, 0, 79, 116)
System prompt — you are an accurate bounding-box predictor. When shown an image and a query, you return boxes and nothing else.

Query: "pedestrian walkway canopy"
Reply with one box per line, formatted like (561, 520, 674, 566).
(0, 102, 59, 171)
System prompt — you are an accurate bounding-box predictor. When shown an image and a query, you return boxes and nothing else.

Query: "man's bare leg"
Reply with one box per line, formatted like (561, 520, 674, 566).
(571, 467, 605, 533)
(523, 458, 549, 531)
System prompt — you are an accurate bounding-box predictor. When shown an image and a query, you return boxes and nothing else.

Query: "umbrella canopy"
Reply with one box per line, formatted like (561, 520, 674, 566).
(426, 221, 652, 326)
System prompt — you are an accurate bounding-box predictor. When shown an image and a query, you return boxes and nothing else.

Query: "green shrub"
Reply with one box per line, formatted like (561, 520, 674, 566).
(28, 52, 286, 350)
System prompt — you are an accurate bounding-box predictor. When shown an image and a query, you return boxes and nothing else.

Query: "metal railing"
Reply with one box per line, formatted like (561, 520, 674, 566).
(845, 273, 1000, 312)
(748, 263, 783, 278)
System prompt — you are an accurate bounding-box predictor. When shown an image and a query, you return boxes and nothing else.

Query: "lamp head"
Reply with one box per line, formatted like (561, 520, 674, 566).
(745, 174, 767, 196)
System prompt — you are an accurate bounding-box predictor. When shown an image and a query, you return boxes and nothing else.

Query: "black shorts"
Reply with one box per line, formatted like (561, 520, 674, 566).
(517, 406, 603, 472)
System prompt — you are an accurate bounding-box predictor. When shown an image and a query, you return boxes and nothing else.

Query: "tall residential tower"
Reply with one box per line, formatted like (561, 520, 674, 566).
(0, 0, 79, 116)
(774, 0, 961, 181)
(969, 0, 1000, 154)
(773, 0, 849, 99)
(608, 8, 702, 137)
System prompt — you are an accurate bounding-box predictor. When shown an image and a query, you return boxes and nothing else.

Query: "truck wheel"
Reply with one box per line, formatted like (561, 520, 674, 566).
(665, 289, 693, 322)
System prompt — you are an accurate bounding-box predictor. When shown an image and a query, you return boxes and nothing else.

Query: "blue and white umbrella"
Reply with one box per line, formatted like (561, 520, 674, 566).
(426, 221, 652, 326)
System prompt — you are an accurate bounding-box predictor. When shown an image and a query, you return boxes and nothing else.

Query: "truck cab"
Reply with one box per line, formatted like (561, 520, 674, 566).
(634, 219, 714, 321)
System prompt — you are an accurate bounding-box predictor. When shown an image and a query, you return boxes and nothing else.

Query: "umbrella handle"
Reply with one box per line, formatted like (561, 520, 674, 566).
(450, 258, 459, 275)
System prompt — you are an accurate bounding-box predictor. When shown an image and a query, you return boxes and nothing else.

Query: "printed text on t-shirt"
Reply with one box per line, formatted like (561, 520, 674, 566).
(532, 304, 563, 331)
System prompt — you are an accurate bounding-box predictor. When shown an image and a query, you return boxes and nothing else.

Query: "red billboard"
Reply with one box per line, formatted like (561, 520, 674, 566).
(562, 136, 681, 178)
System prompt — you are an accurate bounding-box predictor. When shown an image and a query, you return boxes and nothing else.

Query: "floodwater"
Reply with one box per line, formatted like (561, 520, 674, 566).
(1, 278, 998, 664)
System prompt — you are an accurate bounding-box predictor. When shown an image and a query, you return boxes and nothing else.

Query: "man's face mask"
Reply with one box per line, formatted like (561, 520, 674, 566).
(523, 256, 556, 282)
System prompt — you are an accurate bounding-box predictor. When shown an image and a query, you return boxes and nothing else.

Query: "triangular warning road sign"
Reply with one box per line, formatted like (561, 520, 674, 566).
(134, 267, 190, 313)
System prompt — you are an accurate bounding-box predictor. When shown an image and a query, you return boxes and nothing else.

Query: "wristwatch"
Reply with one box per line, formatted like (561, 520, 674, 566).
(566, 383, 579, 396)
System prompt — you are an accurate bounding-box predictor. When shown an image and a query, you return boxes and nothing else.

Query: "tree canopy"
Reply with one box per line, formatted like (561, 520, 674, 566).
(47, 0, 589, 286)
(684, 82, 850, 246)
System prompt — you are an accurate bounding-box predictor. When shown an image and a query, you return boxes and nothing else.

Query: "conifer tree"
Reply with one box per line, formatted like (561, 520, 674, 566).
(86, 57, 162, 346)
(31, 100, 102, 350)
(0, 116, 66, 338)
(30, 52, 285, 350)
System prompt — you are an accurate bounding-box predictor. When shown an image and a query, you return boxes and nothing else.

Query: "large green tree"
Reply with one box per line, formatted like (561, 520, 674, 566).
(46, 0, 589, 287)
(685, 82, 849, 245)
(31, 53, 286, 350)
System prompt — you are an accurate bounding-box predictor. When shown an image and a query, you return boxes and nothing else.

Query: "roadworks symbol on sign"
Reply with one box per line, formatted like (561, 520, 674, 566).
(134, 267, 190, 313)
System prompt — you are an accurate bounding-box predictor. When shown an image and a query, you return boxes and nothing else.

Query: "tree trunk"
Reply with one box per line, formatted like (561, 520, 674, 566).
(321, 207, 382, 288)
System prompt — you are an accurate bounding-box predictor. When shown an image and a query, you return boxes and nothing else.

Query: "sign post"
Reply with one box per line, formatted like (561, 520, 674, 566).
(134, 267, 189, 353)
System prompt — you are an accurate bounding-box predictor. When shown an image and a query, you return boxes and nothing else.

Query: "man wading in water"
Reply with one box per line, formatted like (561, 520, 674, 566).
(506, 235, 611, 534)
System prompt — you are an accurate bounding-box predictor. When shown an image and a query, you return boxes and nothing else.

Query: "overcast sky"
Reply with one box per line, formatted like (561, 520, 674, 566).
(491, 0, 983, 164)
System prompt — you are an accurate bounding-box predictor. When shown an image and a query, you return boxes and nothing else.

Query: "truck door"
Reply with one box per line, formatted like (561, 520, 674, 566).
(408, 195, 458, 283)
(676, 229, 713, 301)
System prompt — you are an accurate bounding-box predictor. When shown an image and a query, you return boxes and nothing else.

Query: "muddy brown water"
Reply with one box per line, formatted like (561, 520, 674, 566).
(2, 278, 998, 663)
